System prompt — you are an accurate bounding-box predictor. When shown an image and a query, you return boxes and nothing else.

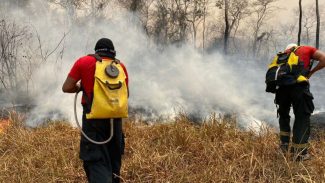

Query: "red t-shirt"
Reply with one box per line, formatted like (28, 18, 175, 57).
(68, 55, 128, 103)
(290, 46, 317, 69)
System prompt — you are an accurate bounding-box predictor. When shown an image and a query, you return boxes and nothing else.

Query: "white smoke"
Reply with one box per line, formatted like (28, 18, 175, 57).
(1, 0, 310, 128)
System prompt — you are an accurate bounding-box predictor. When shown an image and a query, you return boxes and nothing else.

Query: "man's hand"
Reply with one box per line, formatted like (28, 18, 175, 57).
(62, 77, 80, 93)
(76, 82, 81, 92)
(307, 71, 313, 79)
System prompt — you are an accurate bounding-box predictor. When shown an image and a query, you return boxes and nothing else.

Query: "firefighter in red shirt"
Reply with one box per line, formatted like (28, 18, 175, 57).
(276, 43, 325, 161)
(62, 38, 128, 183)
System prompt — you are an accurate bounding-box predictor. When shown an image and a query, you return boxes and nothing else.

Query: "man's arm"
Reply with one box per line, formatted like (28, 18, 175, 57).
(309, 50, 325, 78)
(62, 77, 80, 93)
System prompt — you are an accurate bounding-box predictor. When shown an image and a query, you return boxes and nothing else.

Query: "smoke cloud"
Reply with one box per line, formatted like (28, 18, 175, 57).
(2, 0, 324, 129)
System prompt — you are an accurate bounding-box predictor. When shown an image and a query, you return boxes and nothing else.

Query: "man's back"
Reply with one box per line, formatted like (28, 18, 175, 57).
(293, 46, 317, 69)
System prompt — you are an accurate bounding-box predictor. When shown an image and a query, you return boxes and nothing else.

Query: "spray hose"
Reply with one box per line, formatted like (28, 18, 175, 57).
(74, 91, 114, 145)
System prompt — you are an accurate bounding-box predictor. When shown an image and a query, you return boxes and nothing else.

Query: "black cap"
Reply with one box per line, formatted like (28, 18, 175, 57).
(94, 38, 116, 58)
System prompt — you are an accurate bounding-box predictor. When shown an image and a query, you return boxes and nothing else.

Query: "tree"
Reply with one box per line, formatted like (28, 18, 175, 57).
(295, 4, 317, 45)
(315, 0, 320, 49)
(89, 0, 110, 18)
(173, 0, 191, 44)
(186, 0, 207, 48)
(151, 0, 201, 46)
(118, 0, 155, 36)
(202, 0, 209, 50)
(216, 0, 250, 54)
(120, 0, 143, 12)
(249, 0, 277, 57)
(151, 0, 170, 45)
(47, 0, 87, 25)
(0, 0, 31, 9)
(298, 0, 302, 45)
(223, 0, 229, 54)
(0, 20, 28, 92)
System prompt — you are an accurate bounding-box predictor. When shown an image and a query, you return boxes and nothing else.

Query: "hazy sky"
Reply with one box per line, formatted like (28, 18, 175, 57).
(276, 0, 323, 7)
(258, 0, 325, 31)
(275, 0, 324, 18)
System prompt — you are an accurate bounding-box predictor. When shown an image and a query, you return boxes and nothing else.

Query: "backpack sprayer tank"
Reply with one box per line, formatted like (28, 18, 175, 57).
(74, 55, 128, 144)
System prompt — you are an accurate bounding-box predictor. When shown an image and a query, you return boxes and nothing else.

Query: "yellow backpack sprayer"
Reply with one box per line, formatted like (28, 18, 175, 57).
(74, 54, 128, 144)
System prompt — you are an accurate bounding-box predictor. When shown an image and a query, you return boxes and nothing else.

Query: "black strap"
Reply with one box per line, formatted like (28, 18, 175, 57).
(88, 54, 102, 62)
(290, 46, 296, 52)
(113, 59, 120, 64)
(309, 59, 315, 72)
(88, 53, 121, 65)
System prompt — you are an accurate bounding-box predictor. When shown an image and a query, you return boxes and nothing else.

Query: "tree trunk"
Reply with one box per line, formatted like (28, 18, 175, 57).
(224, 0, 229, 55)
(298, 0, 302, 45)
(202, 3, 206, 50)
(316, 0, 320, 49)
(130, 0, 140, 12)
(192, 22, 197, 48)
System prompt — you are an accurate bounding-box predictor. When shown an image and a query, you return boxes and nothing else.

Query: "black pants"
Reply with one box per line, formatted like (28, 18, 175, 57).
(275, 84, 314, 155)
(80, 111, 124, 183)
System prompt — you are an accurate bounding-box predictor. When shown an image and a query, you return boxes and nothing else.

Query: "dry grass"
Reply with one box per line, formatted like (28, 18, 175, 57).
(0, 112, 324, 183)
(0, 112, 84, 182)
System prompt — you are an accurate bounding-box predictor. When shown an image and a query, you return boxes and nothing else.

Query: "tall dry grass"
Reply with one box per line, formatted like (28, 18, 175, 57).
(0, 112, 324, 183)
(0, 112, 84, 182)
